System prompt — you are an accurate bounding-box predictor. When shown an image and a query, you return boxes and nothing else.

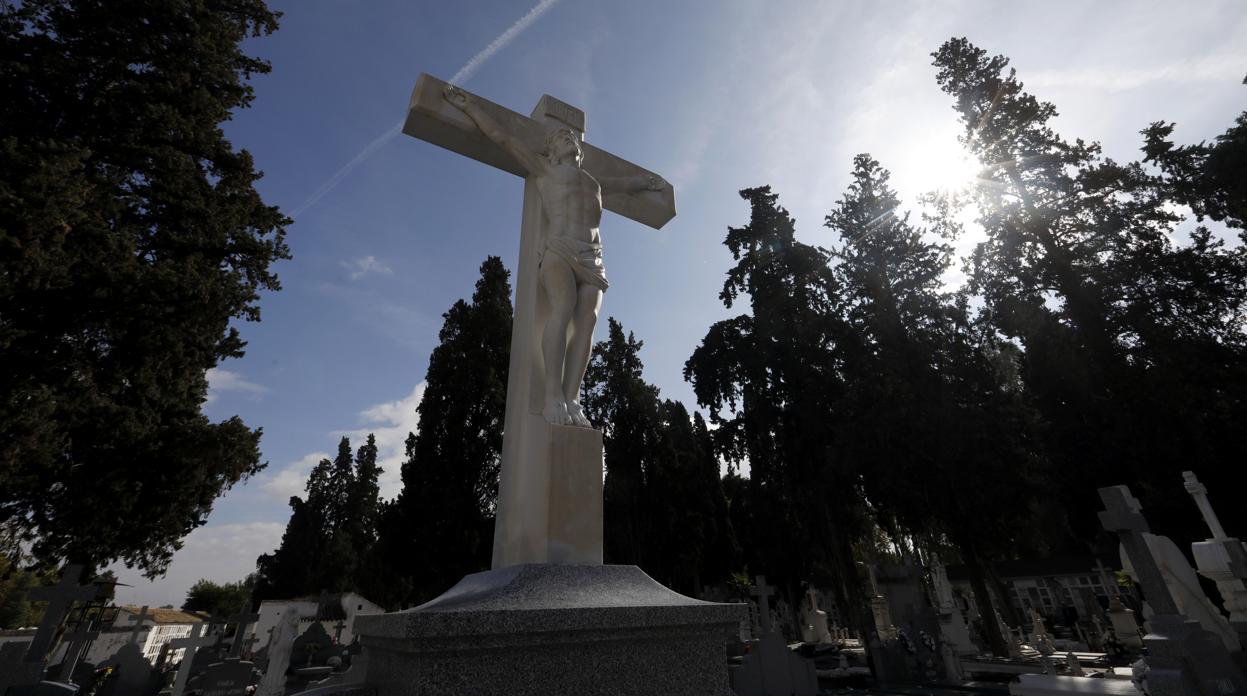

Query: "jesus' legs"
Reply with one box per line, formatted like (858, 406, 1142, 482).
(562, 283, 602, 428)
(540, 257, 577, 426)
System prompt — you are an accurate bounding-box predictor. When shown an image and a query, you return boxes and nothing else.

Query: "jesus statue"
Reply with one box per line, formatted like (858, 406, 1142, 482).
(445, 85, 664, 428)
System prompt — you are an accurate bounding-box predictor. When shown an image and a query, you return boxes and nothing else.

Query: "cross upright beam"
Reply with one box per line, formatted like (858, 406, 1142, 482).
(1098, 485, 1180, 616)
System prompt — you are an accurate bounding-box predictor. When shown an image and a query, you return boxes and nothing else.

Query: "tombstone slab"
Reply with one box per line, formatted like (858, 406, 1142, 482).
(354, 564, 743, 696)
(196, 658, 256, 696)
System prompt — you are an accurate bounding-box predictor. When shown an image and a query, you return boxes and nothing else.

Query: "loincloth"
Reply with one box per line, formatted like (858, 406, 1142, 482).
(540, 236, 609, 291)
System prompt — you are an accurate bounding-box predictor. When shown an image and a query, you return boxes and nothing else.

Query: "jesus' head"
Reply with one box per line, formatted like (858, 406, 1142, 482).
(544, 127, 583, 166)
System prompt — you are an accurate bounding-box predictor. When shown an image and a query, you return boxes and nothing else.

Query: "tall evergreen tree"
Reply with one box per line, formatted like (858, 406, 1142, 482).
(825, 154, 1048, 653)
(583, 318, 661, 566)
(583, 320, 736, 594)
(382, 257, 512, 607)
(931, 38, 1247, 546)
(685, 186, 865, 630)
(255, 435, 383, 600)
(0, 0, 289, 575)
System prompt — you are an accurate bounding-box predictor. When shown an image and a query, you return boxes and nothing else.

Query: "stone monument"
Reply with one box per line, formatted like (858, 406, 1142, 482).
(1183, 471, 1247, 649)
(352, 74, 742, 696)
(800, 586, 832, 644)
(930, 557, 978, 657)
(1099, 485, 1247, 696)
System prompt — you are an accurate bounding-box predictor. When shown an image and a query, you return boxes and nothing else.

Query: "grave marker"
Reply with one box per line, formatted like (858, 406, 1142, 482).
(25, 565, 101, 665)
(168, 624, 219, 696)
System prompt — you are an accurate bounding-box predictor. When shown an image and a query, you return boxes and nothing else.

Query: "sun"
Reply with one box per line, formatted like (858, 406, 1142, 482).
(909, 140, 983, 196)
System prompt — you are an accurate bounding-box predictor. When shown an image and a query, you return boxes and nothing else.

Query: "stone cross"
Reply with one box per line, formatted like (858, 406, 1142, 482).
(25, 565, 100, 665)
(126, 606, 151, 645)
(227, 604, 260, 658)
(1183, 471, 1229, 542)
(56, 620, 99, 682)
(1184, 471, 1247, 648)
(750, 576, 776, 634)
(1098, 485, 1180, 616)
(402, 73, 675, 569)
(168, 624, 219, 696)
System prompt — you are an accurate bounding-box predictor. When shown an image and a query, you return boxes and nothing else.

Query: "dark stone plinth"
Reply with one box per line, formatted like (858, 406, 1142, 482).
(354, 564, 745, 696)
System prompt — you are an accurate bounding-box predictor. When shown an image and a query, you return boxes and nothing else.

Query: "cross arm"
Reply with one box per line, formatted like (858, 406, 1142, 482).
(404, 73, 676, 230)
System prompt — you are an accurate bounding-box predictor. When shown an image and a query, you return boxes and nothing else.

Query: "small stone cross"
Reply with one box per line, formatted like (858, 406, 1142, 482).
(126, 606, 151, 645)
(227, 603, 260, 658)
(751, 576, 777, 634)
(168, 624, 219, 696)
(1183, 471, 1229, 541)
(57, 620, 100, 680)
(25, 565, 101, 665)
(1098, 485, 1180, 616)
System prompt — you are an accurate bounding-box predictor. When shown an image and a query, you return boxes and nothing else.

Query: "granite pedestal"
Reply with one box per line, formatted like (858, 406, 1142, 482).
(354, 564, 744, 696)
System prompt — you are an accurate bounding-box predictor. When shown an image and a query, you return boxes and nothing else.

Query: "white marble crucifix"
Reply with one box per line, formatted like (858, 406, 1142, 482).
(402, 74, 675, 568)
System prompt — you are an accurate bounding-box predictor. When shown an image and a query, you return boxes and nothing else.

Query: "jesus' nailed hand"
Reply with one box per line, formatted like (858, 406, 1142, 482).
(444, 85, 666, 429)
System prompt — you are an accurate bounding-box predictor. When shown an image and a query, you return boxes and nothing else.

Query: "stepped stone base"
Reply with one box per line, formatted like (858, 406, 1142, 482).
(354, 564, 745, 696)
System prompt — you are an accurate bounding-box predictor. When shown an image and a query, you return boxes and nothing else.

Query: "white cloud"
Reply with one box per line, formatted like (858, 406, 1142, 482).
(258, 451, 332, 503)
(341, 255, 394, 281)
(1026, 50, 1247, 92)
(338, 382, 426, 501)
(205, 368, 268, 405)
(257, 382, 426, 505)
(108, 522, 286, 609)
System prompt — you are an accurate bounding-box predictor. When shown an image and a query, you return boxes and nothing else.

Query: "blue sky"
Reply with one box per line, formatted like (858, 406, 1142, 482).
(110, 0, 1247, 607)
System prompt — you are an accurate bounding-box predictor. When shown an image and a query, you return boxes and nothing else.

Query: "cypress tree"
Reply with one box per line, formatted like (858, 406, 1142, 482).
(0, 0, 289, 575)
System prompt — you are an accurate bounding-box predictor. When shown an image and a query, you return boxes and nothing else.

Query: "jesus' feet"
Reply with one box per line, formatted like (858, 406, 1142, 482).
(566, 401, 591, 428)
(543, 398, 572, 426)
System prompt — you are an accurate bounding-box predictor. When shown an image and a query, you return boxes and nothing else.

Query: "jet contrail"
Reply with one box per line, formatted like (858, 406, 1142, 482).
(450, 0, 561, 85)
(290, 0, 563, 220)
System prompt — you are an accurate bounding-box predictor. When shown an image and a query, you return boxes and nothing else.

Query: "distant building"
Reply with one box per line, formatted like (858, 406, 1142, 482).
(252, 592, 383, 651)
(948, 556, 1128, 625)
(80, 605, 210, 666)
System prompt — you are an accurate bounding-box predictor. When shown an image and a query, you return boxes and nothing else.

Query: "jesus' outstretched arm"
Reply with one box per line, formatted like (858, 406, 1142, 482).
(444, 85, 547, 177)
(598, 174, 668, 194)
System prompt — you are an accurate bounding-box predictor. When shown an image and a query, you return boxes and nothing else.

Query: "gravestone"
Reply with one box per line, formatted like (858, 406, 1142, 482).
(1099, 485, 1247, 696)
(1120, 533, 1239, 651)
(1106, 594, 1144, 650)
(930, 557, 977, 657)
(196, 658, 256, 696)
(0, 641, 43, 694)
(226, 603, 261, 659)
(800, 586, 832, 644)
(729, 576, 818, 696)
(256, 604, 308, 696)
(1183, 471, 1247, 649)
(167, 624, 219, 696)
(96, 642, 160, 696)
(48, 622, 98, 684)
(25, 567, 101, 666)
(291, 623, 333, 668)
(352, 74, 742, 696)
